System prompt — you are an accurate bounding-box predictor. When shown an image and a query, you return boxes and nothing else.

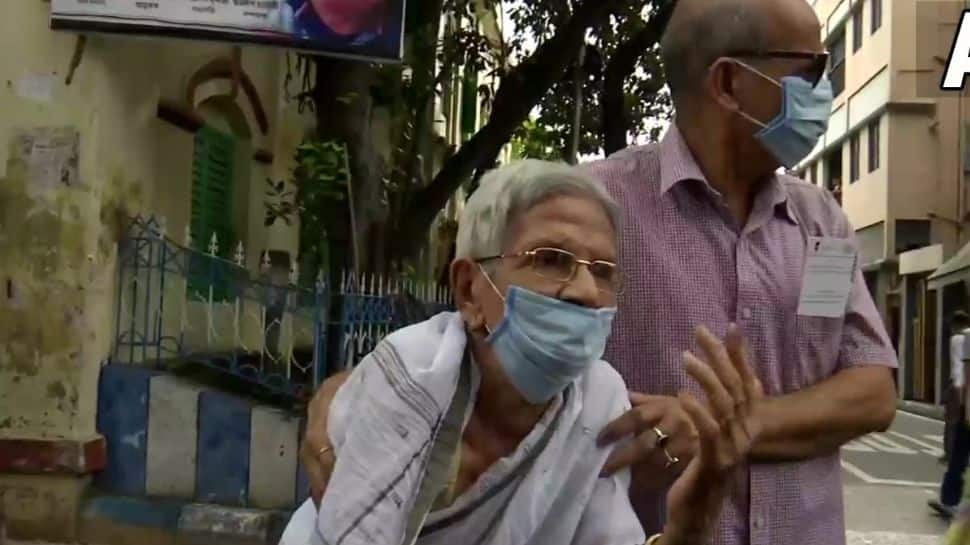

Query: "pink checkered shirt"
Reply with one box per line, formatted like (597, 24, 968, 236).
(586, 126, 898, 545)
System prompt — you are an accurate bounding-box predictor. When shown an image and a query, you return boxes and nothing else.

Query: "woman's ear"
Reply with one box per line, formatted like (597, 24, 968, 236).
(451, 258, 485, 330)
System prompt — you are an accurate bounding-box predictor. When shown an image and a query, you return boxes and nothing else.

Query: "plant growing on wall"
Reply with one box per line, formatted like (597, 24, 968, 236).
(264, 179, 297, 227)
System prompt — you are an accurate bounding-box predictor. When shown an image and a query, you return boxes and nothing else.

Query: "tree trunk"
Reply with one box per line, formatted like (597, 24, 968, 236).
(393, 0, 625, 262)
(312, 58, 383, 279)
(602, 2, 675, 155)
(567, 43, 586, 165)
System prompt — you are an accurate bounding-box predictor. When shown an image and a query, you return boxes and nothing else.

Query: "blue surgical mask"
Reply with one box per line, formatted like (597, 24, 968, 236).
(735, 63, 833, 168)
(479, 274, 617, 404)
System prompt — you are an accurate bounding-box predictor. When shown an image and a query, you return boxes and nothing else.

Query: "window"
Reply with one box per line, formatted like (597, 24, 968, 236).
(810, 162, 818, 185)
(826, 149, 843, 205)
(867, 117, 881, 172)
(829, 30, 846, 97)
(190, 125, 236, 299)
(871, 0, 882, 33)
(850, 132, 861, 183)
(852, 9, 863, 52)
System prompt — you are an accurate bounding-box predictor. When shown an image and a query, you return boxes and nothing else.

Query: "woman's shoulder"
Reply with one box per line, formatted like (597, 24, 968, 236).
(379, 312, 461, 365)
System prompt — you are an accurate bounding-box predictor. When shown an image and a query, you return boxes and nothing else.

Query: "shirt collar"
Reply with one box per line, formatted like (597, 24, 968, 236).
(659, 123, 708, 196)
(659, 123, 799, 226)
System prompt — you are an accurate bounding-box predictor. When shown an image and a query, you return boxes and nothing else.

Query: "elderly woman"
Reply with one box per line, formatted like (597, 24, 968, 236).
(281, 160, 763, 545)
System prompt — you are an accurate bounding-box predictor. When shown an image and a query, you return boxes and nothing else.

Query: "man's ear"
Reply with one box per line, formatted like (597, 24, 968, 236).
(450, 258, 485, 330)
(707, 58, 741, 112)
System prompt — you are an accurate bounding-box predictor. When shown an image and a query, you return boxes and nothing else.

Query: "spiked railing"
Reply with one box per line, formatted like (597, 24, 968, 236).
(112, 216, 453, 403)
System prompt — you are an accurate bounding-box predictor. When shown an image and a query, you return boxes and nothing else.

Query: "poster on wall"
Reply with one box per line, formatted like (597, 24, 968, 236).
(50, 0, 406, 63)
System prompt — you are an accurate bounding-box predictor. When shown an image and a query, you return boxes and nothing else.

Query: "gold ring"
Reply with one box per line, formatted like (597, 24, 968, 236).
(662, 447, 680, 469)
(652, 426, 670, 447)
(317, 445, 333, 458)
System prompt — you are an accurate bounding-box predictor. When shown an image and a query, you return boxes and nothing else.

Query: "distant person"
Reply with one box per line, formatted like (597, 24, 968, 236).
(932, 311, 970, 519)
(585, 0, 898, 543)
(944, 311, 970, 463)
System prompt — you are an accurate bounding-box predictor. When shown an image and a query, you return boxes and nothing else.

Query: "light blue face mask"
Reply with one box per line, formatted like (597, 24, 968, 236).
(480, 274, 617, 404)
(736, 62, 834, 169)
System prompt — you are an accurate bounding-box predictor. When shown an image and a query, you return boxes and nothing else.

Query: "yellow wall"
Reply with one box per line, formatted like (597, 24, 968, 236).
(0, 1, 308, 442)
(841, 115, 889, 230)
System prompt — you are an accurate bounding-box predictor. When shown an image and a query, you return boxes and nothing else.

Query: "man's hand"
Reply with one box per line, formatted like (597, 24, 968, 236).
(663, 325, 764, 545)
(597, 393, 698, 491)
(300, 370, 351, 506)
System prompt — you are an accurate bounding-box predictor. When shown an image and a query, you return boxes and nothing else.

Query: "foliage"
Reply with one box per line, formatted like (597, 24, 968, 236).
(511, 119, 562, 161)
(283, 0, 674, 273)
(263, 179, 297, 227)
(508, 1, 673, 159)
(291, 140, 351, 278)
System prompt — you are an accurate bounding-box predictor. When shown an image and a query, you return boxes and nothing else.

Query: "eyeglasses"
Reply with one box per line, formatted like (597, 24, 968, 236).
(477, 247, 624, 295)
(725, 49, 830, 87)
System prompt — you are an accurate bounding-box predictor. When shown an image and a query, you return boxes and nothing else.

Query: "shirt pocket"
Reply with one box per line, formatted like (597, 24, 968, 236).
(790, 314, 844, 388)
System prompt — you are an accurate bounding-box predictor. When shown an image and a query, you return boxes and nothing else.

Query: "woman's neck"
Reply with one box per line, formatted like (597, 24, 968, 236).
(469, 341, 549, 443)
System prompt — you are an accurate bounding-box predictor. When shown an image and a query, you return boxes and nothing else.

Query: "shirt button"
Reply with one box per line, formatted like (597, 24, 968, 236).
(753, 515, 765, 529)
(742, 308, 752, 320)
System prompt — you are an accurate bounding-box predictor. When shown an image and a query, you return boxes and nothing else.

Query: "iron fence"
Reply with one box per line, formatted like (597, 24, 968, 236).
(112, 216, 452, 403)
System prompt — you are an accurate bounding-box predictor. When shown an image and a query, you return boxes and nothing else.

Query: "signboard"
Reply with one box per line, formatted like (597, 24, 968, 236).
(50, 0, 405, 63)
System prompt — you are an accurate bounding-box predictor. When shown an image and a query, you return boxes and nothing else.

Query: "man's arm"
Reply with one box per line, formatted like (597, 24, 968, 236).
(750, 366, 895, 461)
(750, 254, 898, 462)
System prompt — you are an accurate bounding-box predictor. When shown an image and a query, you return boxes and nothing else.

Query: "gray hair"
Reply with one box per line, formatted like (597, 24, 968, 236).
(455, 160, 619, 260)
(660, 1, 770, 111)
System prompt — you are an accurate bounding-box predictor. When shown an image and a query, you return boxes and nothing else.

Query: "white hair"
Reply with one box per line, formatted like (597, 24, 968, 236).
(455, 159, 620, 260)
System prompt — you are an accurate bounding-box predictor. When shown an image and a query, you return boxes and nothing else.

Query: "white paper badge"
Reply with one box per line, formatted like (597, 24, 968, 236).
(796, 237, 856, 318)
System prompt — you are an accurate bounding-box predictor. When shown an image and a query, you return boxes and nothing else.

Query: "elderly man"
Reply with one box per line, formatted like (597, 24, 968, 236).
(590, 0, 897, 544)
(282, 160, 764, 545)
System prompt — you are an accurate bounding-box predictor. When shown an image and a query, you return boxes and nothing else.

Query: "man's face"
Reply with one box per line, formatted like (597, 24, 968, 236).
(310, 0, 385, 35)
(717, 0, 828, 173)
(457, 193, 619, 333)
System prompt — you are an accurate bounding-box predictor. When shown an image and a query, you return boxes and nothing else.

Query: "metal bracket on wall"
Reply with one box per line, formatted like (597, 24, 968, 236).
(65, 35, 87, 86)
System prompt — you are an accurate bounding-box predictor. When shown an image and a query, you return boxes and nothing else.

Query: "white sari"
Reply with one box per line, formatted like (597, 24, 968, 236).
(279, 312, 644, 545)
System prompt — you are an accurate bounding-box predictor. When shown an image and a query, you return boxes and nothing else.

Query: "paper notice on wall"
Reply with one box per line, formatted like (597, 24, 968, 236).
(14, 127, 81, 190)
(14, 75, 56, 104)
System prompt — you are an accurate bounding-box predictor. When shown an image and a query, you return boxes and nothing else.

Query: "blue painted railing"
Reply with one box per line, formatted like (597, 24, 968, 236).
(112, 216, 452, 403)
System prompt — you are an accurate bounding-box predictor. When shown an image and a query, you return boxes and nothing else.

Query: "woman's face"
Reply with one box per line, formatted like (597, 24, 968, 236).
(310, 0, 386, 35)
(468, 193, 618, 333)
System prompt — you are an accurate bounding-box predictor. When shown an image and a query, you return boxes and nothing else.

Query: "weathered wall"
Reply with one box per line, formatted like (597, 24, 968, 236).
(0, 1, 310, 539)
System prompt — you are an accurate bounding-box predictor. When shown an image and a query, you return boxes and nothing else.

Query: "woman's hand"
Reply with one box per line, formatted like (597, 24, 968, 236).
(300, 370, 351, 506)
(598, 393, 698, 491)
(663, 325, 764, 545)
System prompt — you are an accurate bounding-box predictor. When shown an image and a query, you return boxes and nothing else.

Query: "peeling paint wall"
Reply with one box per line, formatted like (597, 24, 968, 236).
(0, 2, 312, 442)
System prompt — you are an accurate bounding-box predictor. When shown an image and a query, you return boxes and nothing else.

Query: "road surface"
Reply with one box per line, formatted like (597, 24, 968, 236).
(844, 410, 949, 544)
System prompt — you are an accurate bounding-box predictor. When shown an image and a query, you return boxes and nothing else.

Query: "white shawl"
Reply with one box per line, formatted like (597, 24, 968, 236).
(280, 312, 644, 545)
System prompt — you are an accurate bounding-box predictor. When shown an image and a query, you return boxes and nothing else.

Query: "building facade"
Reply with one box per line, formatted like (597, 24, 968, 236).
(0, 3, 492, 542)
(795, 0, 970, 404)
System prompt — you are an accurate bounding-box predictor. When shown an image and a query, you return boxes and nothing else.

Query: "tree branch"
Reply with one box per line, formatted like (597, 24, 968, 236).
(602, 0, 675, 155)
(396, 0, 624, 256)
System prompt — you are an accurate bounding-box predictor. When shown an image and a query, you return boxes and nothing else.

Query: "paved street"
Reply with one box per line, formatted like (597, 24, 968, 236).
(843, 410, 949, 544)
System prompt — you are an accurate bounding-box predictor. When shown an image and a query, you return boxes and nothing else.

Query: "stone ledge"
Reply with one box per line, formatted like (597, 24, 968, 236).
(75, 495, 291, 545)
(897, 400, 945, 421)
(0, 436, 106, 476)
(177, 503, 288, 545)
